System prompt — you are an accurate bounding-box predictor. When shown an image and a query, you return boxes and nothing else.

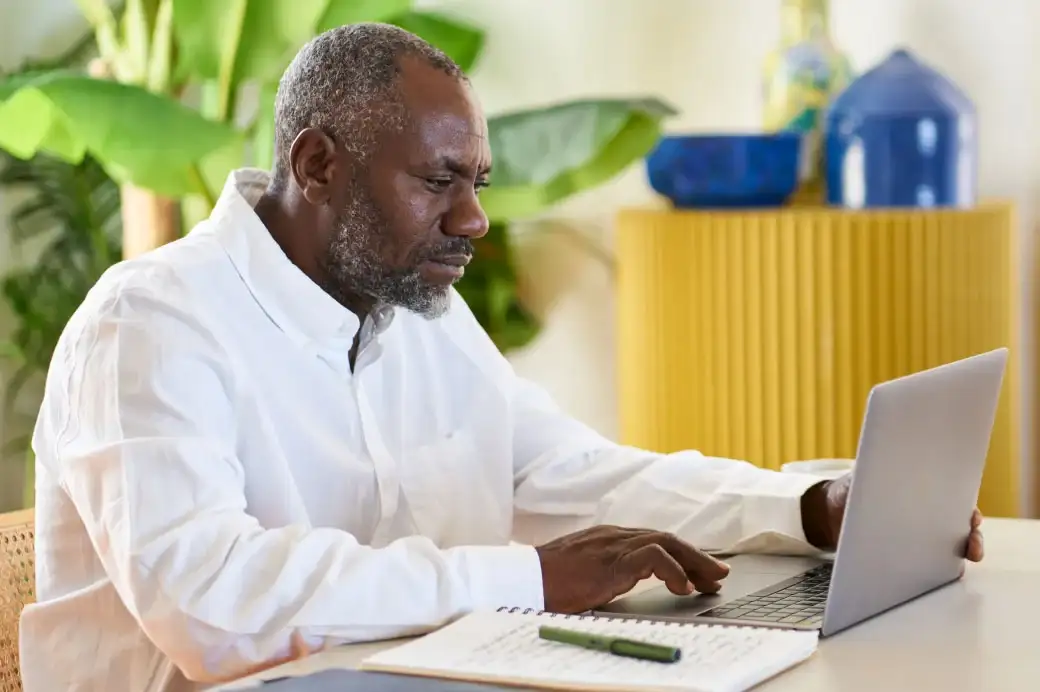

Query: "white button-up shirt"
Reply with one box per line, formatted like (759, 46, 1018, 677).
(20, 169, 821, 691)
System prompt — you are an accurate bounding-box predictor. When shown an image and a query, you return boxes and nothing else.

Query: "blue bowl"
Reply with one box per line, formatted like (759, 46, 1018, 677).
(645, 132, 803, 208)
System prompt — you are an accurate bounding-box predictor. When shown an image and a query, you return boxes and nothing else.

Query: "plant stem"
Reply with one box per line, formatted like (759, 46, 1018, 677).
(146, 0, 174, 94)
(120, 183, 181, 258)
(189, 163, 217, 210)
(215, 0, 249, 123)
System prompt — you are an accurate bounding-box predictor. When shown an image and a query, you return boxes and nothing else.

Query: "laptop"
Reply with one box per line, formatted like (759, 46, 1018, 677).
(596, 348, 1007, 637)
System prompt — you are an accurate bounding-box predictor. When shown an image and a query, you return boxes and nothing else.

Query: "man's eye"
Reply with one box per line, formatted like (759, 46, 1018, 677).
(426, 178, 452, 191)
(475, 180, 490, 195)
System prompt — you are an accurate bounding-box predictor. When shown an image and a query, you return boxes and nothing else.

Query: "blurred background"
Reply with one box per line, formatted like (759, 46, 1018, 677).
(0, 0, 1036, 518)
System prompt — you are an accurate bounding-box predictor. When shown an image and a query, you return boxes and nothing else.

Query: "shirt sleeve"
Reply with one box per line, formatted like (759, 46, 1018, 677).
(49, 283, 543, 684)
(510, 376, 824, 556)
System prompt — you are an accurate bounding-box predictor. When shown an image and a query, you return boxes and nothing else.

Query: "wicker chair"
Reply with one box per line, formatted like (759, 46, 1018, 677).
(0, 510, 34, 692)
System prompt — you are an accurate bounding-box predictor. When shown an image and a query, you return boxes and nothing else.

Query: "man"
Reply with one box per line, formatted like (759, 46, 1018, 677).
(19, 23, 983, 692)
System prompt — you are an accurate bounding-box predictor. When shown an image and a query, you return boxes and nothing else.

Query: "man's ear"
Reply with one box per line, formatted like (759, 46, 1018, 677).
(289, 128, 339, 206)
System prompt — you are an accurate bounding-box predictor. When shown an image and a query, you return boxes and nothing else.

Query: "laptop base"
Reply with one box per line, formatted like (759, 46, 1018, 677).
(594, 553, 827, 631)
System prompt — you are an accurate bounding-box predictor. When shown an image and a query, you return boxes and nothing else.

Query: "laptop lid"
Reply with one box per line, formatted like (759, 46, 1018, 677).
(821, 348, 1007, 636)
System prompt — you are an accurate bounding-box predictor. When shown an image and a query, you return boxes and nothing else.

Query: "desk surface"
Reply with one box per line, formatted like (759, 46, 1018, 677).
(219, 518, 1040, 691)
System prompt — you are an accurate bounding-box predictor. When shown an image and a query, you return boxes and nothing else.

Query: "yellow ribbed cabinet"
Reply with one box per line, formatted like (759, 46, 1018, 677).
(616, 203, 1020, 518)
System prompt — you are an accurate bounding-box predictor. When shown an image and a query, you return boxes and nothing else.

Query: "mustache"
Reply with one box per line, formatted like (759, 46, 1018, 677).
(419, 238, 474, 261)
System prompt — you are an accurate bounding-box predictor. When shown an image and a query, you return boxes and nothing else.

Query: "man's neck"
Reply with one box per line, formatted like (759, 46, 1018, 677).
(254, 189, 374, 321)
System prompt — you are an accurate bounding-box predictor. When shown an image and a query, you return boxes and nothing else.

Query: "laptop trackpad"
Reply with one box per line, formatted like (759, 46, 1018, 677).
(593, 554, 826, 620)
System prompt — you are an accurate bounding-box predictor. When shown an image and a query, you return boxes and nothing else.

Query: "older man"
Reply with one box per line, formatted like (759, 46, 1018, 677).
(20, 23, 984, 692)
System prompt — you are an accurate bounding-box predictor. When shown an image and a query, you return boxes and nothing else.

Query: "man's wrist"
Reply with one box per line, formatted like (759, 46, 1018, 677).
(800, 480, 836, 549)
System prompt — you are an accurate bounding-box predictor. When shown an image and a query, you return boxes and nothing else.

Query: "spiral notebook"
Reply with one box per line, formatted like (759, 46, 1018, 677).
(360, 607, 819, 692)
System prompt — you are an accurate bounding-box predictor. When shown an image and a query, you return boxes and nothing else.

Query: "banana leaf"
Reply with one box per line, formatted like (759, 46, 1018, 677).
(316, 0, 412, 31)
(0, 71, 240, 197)
(319, 4, 485, 72)
(172, 0, 331, 85)
(172, 0, 483, 86)
(385, 12, 485, 73)
(480, 98, 677, 222)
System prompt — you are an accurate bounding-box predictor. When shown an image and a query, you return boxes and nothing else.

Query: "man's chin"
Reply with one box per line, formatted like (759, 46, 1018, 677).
(403, 286, 452, 320)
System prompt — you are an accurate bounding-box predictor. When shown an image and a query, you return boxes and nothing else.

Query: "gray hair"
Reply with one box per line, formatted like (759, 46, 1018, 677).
(271, 22, 465, 189)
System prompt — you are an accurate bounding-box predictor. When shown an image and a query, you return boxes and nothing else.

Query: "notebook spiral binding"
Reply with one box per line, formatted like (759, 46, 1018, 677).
(495, 606, 700, 628)
(494, 606, 795, 632)
(497, 606, 600, 620)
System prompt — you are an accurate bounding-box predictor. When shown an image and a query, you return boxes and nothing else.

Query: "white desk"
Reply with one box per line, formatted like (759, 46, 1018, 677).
(219, 518, 1040, 691)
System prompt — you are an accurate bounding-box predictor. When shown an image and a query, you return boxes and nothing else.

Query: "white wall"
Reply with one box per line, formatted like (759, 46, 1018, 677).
(3, 0, 1038, 510)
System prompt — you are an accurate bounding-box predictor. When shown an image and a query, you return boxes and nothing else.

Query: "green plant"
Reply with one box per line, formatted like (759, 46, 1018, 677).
(0, 0, 675, 351)
(0, 37, 122, 508)
(0, 152, 121, 505)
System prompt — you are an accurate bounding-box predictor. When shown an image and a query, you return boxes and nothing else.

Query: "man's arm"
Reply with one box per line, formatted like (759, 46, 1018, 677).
(510, 376, 828, 555)
(46, 284, 542, 684)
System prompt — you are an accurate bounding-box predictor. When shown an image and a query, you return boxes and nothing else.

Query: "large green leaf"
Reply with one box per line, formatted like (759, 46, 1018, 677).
(172, 0, 330, 85)
(170, 0, 234, 79)
(321, 6, 485, 73)
(316, 0, 413, 31)
(0, 72, 240, 197)
(388, 11, 485, 73)
(231, 0, 331, 84)
(480, 98, 677, 222)
(173, 0, 426, 89)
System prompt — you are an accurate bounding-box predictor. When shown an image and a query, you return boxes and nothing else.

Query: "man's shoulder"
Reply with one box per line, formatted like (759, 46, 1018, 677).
(92, 229, 230, 306)
(63, 231, 234, 348)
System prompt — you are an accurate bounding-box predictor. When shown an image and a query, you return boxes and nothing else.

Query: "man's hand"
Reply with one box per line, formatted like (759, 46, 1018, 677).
(535, 525, 731, 614)
(800, 472, 985, 562)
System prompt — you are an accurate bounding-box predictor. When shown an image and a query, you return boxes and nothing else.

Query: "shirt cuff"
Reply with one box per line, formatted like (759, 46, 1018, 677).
(733, 471, 828, 555)
(453, 544, 545, 613)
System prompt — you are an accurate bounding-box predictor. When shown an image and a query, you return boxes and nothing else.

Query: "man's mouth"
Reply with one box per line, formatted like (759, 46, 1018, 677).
(420, 255, 471, 283)
(430, 254, 471, 267)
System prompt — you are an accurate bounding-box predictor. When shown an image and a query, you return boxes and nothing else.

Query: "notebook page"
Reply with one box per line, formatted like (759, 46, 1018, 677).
(361, 610, 819, 692)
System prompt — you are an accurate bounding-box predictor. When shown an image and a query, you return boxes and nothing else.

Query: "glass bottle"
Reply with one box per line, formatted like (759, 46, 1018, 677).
(762, 0, 853, 201)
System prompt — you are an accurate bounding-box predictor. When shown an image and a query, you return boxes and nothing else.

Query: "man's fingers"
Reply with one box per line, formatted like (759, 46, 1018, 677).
(617, 544, 693, 596)
(626, 532, 731, 582)
(691, 577, 724, 594)
(964, 508, 984, 562)
(966, 529, 984, 562)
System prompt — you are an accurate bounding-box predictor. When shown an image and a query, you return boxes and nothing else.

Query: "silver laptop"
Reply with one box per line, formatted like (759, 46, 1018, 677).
(596, 348, 1007, 637)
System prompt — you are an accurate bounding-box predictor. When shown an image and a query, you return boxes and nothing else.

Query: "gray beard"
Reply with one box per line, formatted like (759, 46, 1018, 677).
(321, 187, 452, 320)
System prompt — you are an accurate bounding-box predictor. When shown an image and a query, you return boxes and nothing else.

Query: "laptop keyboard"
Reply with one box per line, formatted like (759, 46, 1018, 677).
(698, 563, 832, 627)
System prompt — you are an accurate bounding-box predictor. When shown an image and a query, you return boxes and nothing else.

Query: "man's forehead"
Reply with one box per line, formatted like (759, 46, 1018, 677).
(397, 58, 484, 127)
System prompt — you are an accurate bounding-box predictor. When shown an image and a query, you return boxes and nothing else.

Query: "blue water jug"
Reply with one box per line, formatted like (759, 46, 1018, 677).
(825, 48, 976, 208)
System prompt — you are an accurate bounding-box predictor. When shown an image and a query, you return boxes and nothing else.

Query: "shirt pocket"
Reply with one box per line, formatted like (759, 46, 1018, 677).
(399, 428, 484, 546)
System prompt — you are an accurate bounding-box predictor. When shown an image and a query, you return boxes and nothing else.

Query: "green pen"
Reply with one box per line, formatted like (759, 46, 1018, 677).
(537, 625, 682, 663)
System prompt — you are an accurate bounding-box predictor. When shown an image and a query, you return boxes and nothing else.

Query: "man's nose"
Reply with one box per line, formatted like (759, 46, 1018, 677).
(444, 191, 489, 239)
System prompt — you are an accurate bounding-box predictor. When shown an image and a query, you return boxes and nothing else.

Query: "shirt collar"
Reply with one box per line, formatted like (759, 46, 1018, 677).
(204, 168, 395, 348)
